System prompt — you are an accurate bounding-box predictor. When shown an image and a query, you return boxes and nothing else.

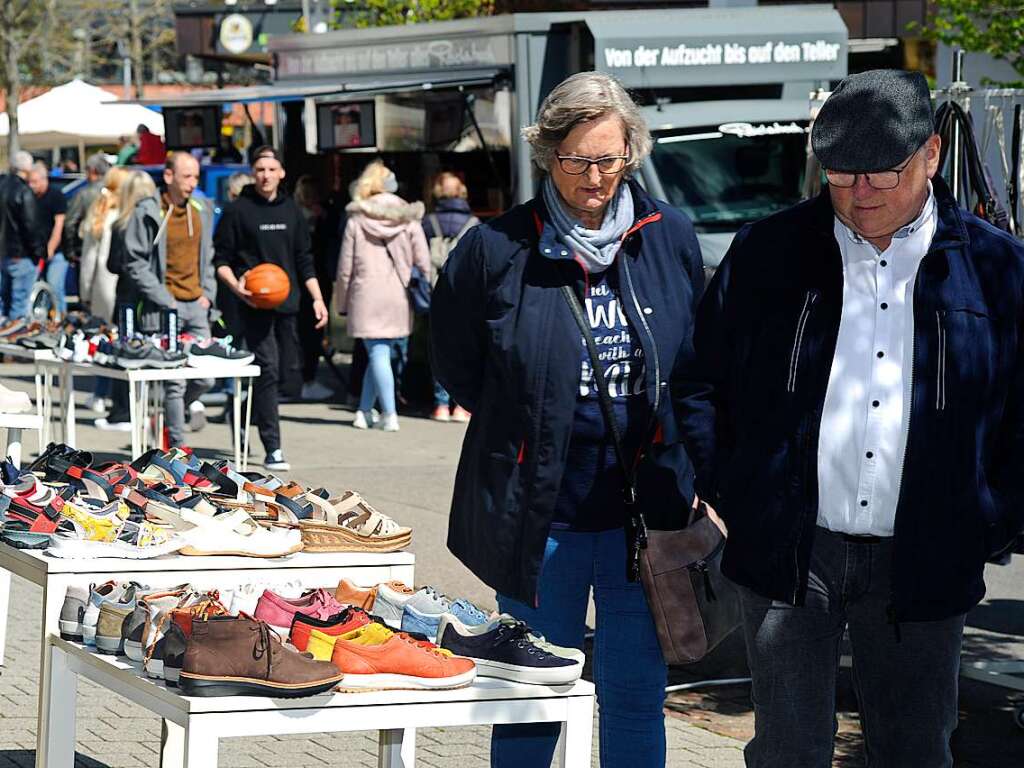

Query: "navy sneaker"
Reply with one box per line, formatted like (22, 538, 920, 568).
(438, 615, 582, 685)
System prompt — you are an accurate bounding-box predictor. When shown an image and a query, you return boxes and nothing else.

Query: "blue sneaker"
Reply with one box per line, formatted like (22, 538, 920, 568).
(449, 598, 489, 627)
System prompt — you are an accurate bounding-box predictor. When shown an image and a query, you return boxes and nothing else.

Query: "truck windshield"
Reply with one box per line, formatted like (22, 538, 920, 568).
(650, 125, 808, 232)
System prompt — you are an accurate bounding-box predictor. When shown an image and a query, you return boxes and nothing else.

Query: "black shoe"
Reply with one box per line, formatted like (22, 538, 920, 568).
(116, 339, 187, 370)
(437, 617, 582, 685)
(187, 338, 255, 368)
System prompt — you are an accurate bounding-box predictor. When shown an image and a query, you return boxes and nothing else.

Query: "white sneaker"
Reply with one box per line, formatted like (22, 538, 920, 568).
(301, 380, 334, 401)
(352, 410, 371, 430)
(0, 383, 32, 414)
(264, 449, 290, 472)
(377, 413, 400, 432)
(85, 395, 108, 414)
(188, 400, 206, 432)
(94, 417, 133, 432)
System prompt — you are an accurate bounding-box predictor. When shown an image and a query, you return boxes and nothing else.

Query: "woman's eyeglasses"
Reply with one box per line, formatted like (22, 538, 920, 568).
(556, 154, 629, 176)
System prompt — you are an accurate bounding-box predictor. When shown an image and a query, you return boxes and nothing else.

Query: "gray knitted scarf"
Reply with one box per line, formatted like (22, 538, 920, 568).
(542, 176, 634, 273)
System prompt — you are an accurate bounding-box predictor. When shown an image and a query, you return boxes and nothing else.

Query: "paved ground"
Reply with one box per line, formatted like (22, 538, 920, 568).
(0, 362, 1021, 766)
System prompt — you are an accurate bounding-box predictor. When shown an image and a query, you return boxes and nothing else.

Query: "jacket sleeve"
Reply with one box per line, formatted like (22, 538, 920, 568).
(63, 186, 92, 262)
(79, 229, 98, 304)
(293, 207, 316, 283)
(988, 293, 1024, 552)
(199, 201, 217, 300)
(430, 226, 488, 412)
(121, 209, 174, 309)
(669, 225, 716, 502)
(410, 221, 431, 278)
(333, 218, 355, 314)
(213, 204, 239, 274)
(16, 186, 47, 262)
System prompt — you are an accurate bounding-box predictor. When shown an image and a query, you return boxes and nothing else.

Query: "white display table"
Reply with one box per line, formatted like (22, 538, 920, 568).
(37, 358, 259, 468)
(0, 411, 44, 467)
(0, 343, 57, 450)
(0, 543, 415, 768)
(49, 638, 594, 768)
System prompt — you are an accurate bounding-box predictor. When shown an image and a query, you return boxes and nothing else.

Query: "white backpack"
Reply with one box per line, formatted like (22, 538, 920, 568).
(428, 213, 478, 284)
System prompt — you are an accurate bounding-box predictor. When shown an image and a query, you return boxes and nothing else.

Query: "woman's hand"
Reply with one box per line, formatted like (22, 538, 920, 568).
(694, 495, 727, 536)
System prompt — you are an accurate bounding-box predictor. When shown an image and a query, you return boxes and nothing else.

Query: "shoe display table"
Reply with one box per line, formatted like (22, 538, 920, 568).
(0, 412, 45, 467)
(0, 544, 415, 768)
(0, 344, 58, 451)
(47, 636, 595, 768)
(36, 358, 260, 467)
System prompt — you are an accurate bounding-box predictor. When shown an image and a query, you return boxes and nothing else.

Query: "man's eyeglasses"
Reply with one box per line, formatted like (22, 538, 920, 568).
(824, 153, 917, 190)
(556, 154, 629, 176)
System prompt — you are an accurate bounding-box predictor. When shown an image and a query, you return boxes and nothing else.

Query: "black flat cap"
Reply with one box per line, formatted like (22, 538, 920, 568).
(812, 69, 934, 173)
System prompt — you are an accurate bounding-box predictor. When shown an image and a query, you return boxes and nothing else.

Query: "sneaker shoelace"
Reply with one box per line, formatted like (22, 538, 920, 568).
(494, 620, 553, 659)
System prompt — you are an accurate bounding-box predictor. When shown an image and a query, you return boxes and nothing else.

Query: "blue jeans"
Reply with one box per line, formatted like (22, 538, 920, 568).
(740, 527, 965, 768)
(1, 257, 38, 319)
(433, 378, 450, 407)
(358, 338, 407, 416)
(45, 252, 68, 314)
(493, 528, 667, 768)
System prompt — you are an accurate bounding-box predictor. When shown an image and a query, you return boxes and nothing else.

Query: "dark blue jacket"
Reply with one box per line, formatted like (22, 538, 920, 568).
(431, 181, 711, 604)
(422, 197, 476, 240)
(695, 177, 1024, 622)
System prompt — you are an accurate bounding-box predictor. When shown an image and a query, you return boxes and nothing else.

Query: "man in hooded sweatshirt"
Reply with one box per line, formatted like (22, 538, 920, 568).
(214, 145, 328, 471)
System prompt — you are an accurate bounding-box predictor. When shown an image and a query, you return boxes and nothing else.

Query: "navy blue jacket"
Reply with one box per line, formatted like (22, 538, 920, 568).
(695, 177, 1024, 622)
(422, 197, 476, 240)
(431, 181, 711, 604)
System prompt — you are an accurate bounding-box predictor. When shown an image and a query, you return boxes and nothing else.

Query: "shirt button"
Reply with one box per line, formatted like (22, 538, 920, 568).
(860, 500, 869, 507)
(880, 302, 889, 310)
(877, 351, 884, 358)
(643, 307, 653, 315)
(872, 400, 880, 407)
(880, 260, 888, 267)
(866, 451, 874, 459)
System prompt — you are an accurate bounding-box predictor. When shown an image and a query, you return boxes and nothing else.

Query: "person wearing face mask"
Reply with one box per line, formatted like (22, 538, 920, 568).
(334, 161, 430, 433)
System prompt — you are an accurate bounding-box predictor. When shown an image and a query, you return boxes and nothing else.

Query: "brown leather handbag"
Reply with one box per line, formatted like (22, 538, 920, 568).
(561, 285, 741, 665)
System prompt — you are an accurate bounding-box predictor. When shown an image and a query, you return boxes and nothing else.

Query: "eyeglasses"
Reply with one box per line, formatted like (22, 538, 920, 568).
(556, 154, 629, 176)
(824, 153, 917, 190)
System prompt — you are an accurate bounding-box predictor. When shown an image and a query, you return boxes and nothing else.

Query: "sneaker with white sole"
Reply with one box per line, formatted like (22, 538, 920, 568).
(188, 400, 207, 432)
(264, 449, 290, 472)
(352, 411, 372, 430)
(94, 417, 133, 432)
(377, 413, 400, 432)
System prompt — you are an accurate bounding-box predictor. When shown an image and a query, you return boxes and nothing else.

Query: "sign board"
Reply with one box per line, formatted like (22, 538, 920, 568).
(219, 14, 254, 55)
(276, 35, 513, 79)
(597, 33, 847, 87)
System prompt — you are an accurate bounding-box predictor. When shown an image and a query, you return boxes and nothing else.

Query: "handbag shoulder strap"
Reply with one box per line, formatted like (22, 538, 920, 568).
(559, 284, 636, 506)
(383, 242, 409, 290)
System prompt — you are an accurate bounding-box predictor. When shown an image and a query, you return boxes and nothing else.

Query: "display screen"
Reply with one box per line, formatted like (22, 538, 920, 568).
(164, 106, 222, 150)
(317, 101, 377, 151)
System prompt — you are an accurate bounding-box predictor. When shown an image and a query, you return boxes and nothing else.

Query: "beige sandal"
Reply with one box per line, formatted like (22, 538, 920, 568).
(298, 491, 412, 553)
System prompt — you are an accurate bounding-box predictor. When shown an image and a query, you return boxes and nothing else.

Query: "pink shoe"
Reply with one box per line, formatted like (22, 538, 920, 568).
(253, 588, 347, 633)
(450, 406, 471, 423)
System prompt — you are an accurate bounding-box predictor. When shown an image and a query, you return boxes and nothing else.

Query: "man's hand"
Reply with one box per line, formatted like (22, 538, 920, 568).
(313, 298, 328, 329)
(234, 274, 257, 309)
(197, 295, 211, 310)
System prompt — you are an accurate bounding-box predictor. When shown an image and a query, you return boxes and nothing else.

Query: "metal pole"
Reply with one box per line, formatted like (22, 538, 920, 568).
(951, 49, 965, 204)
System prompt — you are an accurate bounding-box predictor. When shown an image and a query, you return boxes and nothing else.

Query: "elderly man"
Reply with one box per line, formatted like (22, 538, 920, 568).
(28, 162, 68, 313)
(691, 69, 1024, 766)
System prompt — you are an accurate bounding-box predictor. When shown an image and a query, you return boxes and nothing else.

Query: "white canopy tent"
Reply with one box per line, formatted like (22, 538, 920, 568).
(0, 79, 163, 160)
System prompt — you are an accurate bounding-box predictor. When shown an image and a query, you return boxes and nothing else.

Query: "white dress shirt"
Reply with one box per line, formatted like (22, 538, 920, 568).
(816, 185, 937, 536)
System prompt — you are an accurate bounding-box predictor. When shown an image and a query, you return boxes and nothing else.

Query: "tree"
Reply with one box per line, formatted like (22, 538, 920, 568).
(914, 0, 1024, 86)
(341, 0, 496, 28)
(0, 1, 50, 157)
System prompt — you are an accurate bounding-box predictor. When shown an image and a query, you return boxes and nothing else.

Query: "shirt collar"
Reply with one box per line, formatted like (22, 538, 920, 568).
(839, 181, 935, 254)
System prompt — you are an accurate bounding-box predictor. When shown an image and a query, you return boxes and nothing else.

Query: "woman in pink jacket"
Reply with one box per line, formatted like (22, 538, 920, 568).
(335, 161, 430, 432)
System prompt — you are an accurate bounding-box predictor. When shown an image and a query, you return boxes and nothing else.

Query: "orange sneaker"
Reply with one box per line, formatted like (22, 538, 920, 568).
(331, 622, 476, 690)
(334, 579, 378, 611)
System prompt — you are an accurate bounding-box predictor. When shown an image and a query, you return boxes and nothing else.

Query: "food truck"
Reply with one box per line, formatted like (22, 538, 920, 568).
(269, 3, 848, 267)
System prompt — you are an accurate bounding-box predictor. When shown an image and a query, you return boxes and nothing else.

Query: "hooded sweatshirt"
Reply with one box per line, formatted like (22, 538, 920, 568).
(334, 192, 431, 339)
(213, 184, 315, 314)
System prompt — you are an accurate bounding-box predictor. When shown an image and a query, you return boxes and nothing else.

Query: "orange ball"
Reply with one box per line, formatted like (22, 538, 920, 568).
(244, 263, 290, 310)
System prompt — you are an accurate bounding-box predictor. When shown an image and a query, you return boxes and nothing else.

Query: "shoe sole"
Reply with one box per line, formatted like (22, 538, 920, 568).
(124, 640, 145, 663)
(178, 672, 344, 698)
(298, 525, 412, 554)
(95, 636, 125, 655)
(59, 619, 83, 640)
(187, 353, 255, 368)
(178, 542, 304, 558)
(335, 669, 476, 692)
(467, 658, 582, 685)
(116, 358, 184, 370)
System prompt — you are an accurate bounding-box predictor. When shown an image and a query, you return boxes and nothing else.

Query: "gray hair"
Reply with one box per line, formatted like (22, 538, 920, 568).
(30, 161, 48, 176)
(522, 72, 652, 175)
(86, 152, 111, 175)
(11, 151, 33, 173)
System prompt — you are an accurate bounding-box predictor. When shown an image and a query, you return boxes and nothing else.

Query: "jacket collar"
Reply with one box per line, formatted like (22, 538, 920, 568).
(810, 175, 969, 250)
(533, 178, 660, 260)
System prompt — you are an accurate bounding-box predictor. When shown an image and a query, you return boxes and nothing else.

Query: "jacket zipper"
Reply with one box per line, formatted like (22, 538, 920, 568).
(787, 291, 818, 393)
(935, 311, 946, 411)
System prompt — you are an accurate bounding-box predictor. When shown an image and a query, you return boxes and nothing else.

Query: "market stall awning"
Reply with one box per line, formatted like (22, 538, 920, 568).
(0, 79, 163, 150)
(310, 68, 508, 101)
(121, 82, 347, 107)
(587, 4, 847, 89)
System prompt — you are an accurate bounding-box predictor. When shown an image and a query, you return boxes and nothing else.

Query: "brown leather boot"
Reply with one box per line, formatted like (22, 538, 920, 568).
(179, 614, 343, 697)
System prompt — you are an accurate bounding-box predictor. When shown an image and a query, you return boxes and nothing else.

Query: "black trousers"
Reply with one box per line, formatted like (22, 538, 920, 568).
(241, 308, 301, 455)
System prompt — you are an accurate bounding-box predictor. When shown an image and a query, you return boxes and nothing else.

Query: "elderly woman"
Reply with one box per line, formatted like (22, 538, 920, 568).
(431, 72, 713, 766)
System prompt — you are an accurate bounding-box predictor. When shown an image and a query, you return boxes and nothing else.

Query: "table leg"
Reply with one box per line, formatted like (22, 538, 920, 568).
(128, 379, 141, 459)
(160, 719, 185, 768)
(42, 368, 54, 448)
(378, 728, 416, 768)
(242, 377, 254, 471)
(34, 364, 45, 452)
(37, 578, 75, 768)
(64, 366, 77, 448)
(0, 567, 9, 666)
(140, 380, 150, 454)
(7, 427, 22, 468)
(232, 377, 241, 468)
(554, 695, 595, 768)
(183, 720, 219, 768)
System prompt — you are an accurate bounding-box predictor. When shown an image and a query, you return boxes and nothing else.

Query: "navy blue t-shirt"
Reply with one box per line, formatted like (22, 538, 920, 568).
(552, 268, 649, 531)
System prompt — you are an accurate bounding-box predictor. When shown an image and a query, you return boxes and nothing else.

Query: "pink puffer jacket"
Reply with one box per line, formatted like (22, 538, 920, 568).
(334, 193, 430, 339)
